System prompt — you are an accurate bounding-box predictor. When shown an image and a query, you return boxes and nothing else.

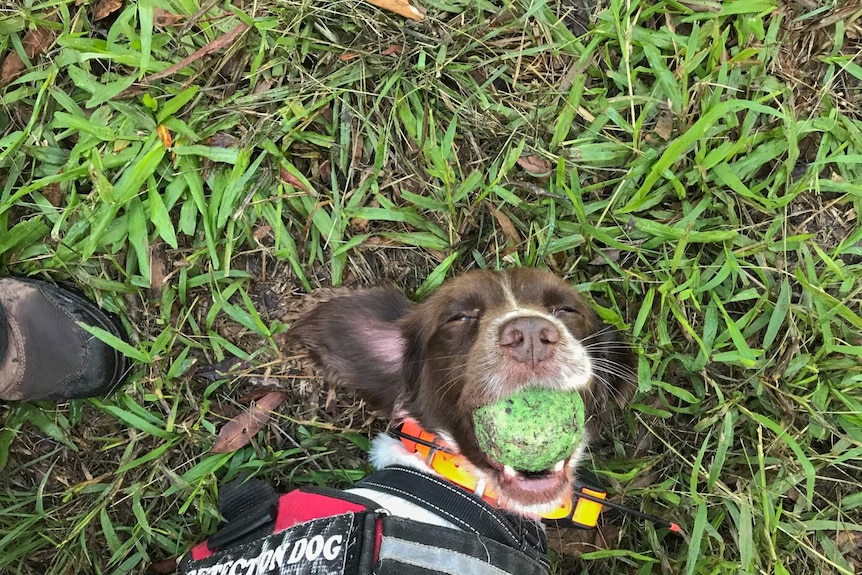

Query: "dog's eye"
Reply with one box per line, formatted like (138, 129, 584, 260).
(550, 306, 578, 316)
(445, 310, 479, 324)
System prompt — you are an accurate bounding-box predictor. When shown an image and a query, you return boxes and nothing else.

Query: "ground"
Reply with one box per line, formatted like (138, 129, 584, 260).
(0, 0, 861, 573)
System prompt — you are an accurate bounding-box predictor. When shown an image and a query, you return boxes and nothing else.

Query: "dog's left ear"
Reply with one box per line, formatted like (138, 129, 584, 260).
(286, 285, 414, 416)
(585, 324, 638, 432)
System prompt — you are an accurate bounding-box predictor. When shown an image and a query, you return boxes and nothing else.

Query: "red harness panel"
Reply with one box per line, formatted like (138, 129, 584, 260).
(190, 489, 371, 561)
(275, 490, 370, 531)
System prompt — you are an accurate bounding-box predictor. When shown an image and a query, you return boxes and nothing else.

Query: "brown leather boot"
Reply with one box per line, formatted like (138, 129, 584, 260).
(0, 277, 129, 401)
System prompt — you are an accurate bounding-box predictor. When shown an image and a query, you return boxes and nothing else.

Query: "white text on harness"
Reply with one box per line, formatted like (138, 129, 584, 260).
(184, 533, 345, 575)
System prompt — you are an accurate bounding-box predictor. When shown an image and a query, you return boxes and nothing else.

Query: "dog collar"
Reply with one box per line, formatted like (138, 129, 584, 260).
(391, 419, 606, 525)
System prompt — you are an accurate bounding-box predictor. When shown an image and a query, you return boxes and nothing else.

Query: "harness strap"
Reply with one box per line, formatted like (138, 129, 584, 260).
(356, 466, 549, 566)
(376, 515, 549, 575)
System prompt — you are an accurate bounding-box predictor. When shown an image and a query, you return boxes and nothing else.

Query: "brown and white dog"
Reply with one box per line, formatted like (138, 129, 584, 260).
(288, 267, 636, 526)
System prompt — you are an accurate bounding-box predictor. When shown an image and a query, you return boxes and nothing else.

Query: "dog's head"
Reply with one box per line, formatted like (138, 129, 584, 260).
(288, 268, 636, 515)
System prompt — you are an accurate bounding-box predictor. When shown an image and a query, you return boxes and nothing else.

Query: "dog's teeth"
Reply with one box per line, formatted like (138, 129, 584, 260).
(503, 465, 518, 477)
(552, 460, 565, 473)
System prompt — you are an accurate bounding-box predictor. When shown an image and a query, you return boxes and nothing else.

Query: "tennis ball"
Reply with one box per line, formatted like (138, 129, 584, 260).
(472, 387, 585, 472)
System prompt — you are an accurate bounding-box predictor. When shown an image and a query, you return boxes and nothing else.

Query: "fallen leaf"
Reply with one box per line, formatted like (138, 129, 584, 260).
(253, 76, 275, 95)
(365, 236, 397, 246)
(362, 0, 425, 20)
(43, 178, 63, 207)
(490, 9, 515, 27)
(150, 557, 179, 574)
(205, 132, 239, 148)
(279, 166, 311, 192)
(317, 159, 331, 186)
(381, 44, 403, 56)
(92, 0, 122, 20)
(809, 3, 862, 31)
(350, 217, 369, 232)
(156, 124, 172, 148)
(516, 155, 552, 177)
(833, 531, 857, 551)
(1, 27, 55, 87)
(0, 53, 25, 86)
(589, 248, 622, 265)
(319, 105, 334, 123)
(211, 391, 287, 453)
(253, 224, 272, 241)
(137, 22, 250, 86)
(653, 105, 674, 141)
(148, 243, 167, 301)
(487, 204, 520, 243)
(153, 7, 185, 28)
(499, 245, 519, 258)
(22, 27, 55, 58)
(339, 52, 360, 61)
(352, 132, 364, 164)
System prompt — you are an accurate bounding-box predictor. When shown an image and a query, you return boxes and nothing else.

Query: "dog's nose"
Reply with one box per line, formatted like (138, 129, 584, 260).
(499, 317, 559, 365)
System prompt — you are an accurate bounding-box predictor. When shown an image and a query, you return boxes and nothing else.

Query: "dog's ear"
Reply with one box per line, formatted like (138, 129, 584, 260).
(584, 324, 638, 433)
(286, 286, 414, 416)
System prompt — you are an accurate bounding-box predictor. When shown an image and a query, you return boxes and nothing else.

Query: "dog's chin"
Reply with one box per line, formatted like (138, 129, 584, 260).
(482, 443, 584, 516)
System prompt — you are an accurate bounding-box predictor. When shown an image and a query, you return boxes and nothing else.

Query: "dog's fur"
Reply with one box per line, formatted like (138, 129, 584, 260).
(288, 267, 636, 520)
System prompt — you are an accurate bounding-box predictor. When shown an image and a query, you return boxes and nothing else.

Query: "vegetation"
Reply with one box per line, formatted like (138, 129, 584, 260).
(1, 0, 860, 573)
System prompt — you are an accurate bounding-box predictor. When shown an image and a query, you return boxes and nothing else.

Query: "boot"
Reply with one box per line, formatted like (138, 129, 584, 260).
(0, 277, 129, 401)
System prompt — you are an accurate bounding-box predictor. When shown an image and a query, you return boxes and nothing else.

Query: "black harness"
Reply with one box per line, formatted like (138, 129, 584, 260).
(179, 466, 551, 575)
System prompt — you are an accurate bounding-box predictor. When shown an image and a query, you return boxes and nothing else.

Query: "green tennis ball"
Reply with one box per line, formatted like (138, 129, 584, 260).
(472, 387, 585, 472)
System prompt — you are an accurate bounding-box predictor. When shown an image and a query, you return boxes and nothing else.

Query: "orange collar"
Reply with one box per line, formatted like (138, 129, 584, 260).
(393, 419, 605, 523)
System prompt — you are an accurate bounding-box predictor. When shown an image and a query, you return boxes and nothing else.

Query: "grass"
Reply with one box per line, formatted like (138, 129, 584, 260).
(1, 0, 861, 573)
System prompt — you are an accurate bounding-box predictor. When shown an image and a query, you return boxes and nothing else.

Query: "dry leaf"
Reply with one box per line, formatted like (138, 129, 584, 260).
(490, 9, 516, 27)
(350, 217, 370, 232)
(205, 132, 239, 148)
(589, 248, 621, 265)
(1, 27, 55, 87)
(0, 53, 25, 86)
(653, 106, 674, 141)
(211, 391, 287, 453)
(43, 178, 63, 207)
(339, 52, 360, 61)
(92, 0, 122, 20)
(352, 132, 364, 164)
(362, 0, 425, 20)
(148, 243, 167, 301)
(516, 155, 552, 177)
(136, 23, 250, 87)
(153, 7, 185, 28)
(488, 204, 520, 243)
(833, 531, 858, 552)
(381, 45, 403, 56)
(156, 124, 172, 148)
(22, 27, 54, 58)
(253, 224, 272, 241)
(150, 557, 179, 574)
(279, 166, 311, 192)
(317, 159, 331, 186)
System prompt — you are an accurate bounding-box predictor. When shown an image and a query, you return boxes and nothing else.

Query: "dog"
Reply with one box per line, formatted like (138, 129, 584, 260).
(180, 268, 637, 575)
(288, 268, 636, 519)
